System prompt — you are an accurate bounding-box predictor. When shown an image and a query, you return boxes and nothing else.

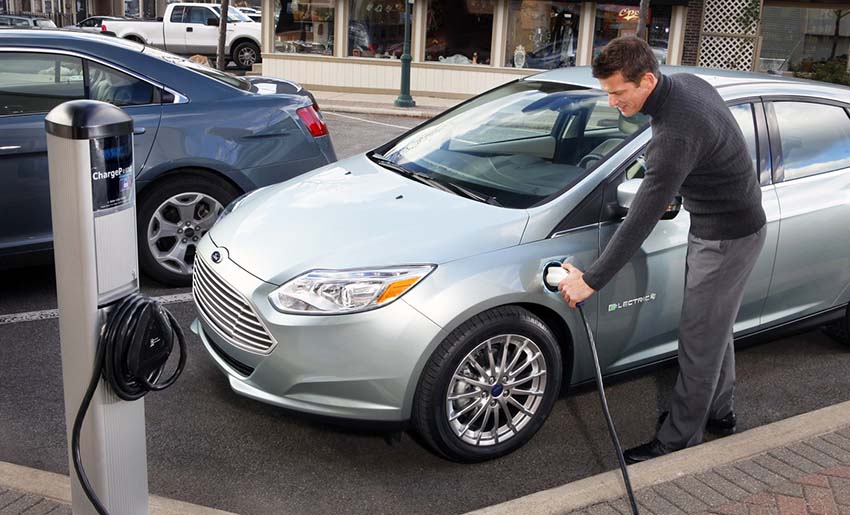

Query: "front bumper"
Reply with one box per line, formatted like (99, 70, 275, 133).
(191, 238, 444, 421)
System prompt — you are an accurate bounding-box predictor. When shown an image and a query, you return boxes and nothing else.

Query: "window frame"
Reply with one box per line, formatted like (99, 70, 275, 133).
(764, 96, 850, 184)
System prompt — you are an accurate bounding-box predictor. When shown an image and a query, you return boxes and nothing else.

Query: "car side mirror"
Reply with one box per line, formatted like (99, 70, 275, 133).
(616, 179, 682, 220)
(207, 17, 219, 26)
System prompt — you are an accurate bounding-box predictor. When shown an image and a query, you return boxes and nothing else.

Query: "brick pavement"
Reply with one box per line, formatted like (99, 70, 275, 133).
(573, 428, 850, 515)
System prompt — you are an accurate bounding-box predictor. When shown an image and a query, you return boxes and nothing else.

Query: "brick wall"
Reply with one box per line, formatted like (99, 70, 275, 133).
(682, 0, 705, 66)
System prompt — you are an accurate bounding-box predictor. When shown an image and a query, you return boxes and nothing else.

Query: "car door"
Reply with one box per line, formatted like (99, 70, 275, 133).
(0, 51, 85, 254)
(760, 99, 850, 325)
(592, 101, 779, 372)
(164, 5, 188, 54)
(184, 6, 219, 55)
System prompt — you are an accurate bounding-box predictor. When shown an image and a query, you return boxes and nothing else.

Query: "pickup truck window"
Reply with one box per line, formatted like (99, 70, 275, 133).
(170, 6, 185, 22)
(186, 6, 213, 24)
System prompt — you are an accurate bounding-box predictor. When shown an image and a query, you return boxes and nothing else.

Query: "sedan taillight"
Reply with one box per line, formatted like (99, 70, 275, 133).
(296, 105, 328, 138)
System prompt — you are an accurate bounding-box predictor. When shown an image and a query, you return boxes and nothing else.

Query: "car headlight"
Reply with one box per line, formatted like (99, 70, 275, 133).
(268, 265, 435, 315)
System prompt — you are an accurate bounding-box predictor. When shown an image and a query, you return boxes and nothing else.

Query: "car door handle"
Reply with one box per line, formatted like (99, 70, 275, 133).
(133, 128, 146, 136)
(186, 27, 193, 32)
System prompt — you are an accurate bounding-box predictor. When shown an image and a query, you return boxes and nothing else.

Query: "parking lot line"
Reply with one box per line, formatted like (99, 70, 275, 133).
(0, 292, 194, 326)
(322, 111, 415, 130)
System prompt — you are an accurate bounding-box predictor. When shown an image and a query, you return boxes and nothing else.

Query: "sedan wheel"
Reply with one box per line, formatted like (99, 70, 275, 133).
(413, 306, 563, 462)
(137, 174, 239, 286)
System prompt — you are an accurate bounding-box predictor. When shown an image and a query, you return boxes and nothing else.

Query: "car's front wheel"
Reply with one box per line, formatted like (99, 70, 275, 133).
(413, 306, 563, 462)
(137, 173, 240, 286)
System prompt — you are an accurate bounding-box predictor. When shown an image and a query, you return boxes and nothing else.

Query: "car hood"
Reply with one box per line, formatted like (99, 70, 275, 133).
(208, 155, 530, 284)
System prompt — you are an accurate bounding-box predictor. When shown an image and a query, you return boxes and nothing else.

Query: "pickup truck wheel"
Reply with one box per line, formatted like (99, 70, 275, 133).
(137, 174, 240, 286)
(125, 35, 144, 44)
(233, 41, 259, 69)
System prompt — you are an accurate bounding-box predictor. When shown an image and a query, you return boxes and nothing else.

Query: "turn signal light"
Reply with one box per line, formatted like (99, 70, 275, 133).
(296, 105, 328, 138)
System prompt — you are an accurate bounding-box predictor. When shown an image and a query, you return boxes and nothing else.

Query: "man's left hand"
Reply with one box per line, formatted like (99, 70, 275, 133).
(558, 263, 595, 308)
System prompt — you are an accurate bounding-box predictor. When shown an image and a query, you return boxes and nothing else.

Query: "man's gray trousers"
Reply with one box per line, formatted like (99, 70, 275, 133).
(657, 226, 767, 449)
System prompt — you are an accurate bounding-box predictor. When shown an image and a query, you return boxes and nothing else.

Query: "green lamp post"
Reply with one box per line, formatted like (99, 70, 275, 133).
(394, 0, 416, 108)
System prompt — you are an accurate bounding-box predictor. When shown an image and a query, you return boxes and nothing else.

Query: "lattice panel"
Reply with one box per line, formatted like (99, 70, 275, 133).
(698, 35, 756, 71)
(702, 0, 759, 36)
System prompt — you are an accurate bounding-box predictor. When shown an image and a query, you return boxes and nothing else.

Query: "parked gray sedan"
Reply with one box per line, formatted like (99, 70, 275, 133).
(0, 30, 334, 284)
(192, 67, 850, 462)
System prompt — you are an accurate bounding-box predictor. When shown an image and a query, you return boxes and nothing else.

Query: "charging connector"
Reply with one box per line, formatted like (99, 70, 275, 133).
(72, 293, 187, 515)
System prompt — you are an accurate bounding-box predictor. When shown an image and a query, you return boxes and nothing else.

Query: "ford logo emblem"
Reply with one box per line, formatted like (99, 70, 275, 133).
(211, 251, 221, 263)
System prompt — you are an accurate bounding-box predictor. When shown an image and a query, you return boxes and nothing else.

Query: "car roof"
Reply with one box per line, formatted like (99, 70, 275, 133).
(0, 28, 145, 51)
(529, 65, 804, 89)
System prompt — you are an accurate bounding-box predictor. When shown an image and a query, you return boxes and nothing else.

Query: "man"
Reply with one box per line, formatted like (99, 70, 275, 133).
(557, 37, 767, 463)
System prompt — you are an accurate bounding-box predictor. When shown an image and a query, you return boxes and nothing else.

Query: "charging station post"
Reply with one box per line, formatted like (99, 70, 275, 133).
(46, 100, 148, 515)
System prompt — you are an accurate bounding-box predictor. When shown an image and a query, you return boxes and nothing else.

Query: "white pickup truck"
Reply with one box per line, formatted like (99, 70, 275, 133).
(101, 3, 261, 68)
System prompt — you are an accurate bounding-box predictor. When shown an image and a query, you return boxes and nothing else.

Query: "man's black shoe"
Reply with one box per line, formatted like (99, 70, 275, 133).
(706, 412, 736, 437)
(656, 411, 737, 437)
(623, 439, 674, 464)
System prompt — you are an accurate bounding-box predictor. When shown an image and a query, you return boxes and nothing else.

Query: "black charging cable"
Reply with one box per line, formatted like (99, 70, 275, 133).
(72, 293, 187, 515)
(545, 264, 639, 514)
(576, 304, 640, 515)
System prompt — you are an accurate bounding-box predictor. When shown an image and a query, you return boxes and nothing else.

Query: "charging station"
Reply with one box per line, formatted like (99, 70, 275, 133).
(46, 100, 151, 515)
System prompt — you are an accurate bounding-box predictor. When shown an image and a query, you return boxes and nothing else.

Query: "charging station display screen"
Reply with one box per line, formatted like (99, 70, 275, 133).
(91, 135, 134, 213)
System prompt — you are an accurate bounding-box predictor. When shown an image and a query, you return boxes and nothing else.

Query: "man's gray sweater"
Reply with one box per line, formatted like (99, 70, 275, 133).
(582, 73, 767, 291)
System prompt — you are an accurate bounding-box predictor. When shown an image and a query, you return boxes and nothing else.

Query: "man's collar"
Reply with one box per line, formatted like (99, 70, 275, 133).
(640, 73, 670, 117)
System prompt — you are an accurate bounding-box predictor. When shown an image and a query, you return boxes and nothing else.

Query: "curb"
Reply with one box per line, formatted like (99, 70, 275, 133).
(0, 461, 236, 515)
(319, 103, 440, 119)
(467, 399, 850, 514)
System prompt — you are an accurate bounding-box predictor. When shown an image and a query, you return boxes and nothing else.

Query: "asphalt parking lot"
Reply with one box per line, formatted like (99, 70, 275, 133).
(1, 112, 849, 515)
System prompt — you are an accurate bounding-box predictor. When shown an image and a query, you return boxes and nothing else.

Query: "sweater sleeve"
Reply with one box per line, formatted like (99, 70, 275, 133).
(582, 135, 699, 291)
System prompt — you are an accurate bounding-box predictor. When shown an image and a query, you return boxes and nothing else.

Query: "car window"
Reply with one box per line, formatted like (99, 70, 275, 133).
(36, 19, 57, 28)
(773, 101, 850, 181)
(80, 18, 98, 27)
(187, 6, 213, 24)
(0, 17, 10, 26)
(88, 62, 154, 106)
(729, 103, 758, 174)
(170, 6, 185, 22)
(0, 52, 84, 116)
(378, 81, 649, 209)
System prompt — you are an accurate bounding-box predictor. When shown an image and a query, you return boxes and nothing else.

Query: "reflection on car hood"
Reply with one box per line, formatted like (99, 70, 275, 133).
(209, 154, 530, 284)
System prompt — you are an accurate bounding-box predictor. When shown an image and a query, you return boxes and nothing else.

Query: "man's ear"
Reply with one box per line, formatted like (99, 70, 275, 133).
(641, 72, 658, 90)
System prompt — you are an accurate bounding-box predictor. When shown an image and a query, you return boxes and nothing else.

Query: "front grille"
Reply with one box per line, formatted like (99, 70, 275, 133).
(193, 256, 276, 354)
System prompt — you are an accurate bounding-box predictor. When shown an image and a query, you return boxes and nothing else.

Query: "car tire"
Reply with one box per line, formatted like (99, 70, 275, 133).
(232, 41, 260, 69)
(824, 304, 850, 345)
(412, 306, 563, 462)
(137, 173, 240, 286)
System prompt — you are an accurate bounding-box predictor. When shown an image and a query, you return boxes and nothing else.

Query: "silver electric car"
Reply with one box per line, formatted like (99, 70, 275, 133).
(191, 66, 850, 462)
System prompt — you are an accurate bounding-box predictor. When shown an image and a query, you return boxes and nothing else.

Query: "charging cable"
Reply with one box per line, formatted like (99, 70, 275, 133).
(545, 266, 639, 515)
(72, 293, 187, 515)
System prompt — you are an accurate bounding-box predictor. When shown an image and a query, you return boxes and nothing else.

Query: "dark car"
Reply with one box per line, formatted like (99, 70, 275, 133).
(0, 30, 336, 285)
(0, 15, 57, 28)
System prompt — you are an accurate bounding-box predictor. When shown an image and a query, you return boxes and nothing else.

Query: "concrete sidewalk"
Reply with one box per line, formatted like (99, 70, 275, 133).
(4, 401, 850, 514)
(471, 400, 850, 515)
(311, 89, 464, 119)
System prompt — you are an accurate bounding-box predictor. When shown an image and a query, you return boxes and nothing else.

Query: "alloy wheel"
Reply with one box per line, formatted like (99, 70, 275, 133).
(146, 192, 223, 276)
(446, 334, 547, 447)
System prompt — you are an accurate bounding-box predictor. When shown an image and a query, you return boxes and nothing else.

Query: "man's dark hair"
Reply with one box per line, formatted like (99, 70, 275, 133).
(592, 36, 660, 85)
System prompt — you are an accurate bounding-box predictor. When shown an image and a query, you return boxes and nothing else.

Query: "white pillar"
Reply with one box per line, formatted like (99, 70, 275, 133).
(412, 0, 426, 62)
(491, 0, 508, 68)
(668, 5, 687, 65)
(576, 2, 595, 66)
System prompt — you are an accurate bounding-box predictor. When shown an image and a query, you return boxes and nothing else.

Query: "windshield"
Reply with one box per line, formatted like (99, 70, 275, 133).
(377, 80, 649, 209)
(143, 46, 254, 91)
(210, 6, 252, 22)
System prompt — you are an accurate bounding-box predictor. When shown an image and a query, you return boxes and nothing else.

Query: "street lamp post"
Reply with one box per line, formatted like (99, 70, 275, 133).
(394, 0, 416, 108)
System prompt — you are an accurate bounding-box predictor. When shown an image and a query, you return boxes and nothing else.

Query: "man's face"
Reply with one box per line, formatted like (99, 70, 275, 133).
(598, 71, 655, 118)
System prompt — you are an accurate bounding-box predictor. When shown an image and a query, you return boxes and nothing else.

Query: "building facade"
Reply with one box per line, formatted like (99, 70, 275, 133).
(255, 0, 850, 96)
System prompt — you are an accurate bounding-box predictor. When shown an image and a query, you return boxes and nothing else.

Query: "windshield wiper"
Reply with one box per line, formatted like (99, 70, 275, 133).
(370, 153, 501, 206)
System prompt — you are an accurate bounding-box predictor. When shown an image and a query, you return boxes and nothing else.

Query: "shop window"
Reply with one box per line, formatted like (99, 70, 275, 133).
(348, 1, 411, 58)
(274, 0, 335, 56)
(124, 0, 139, 18)
(425, 0, 494, 65)
(506, 1, 580, 69)
(592, 4, 671, 64)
